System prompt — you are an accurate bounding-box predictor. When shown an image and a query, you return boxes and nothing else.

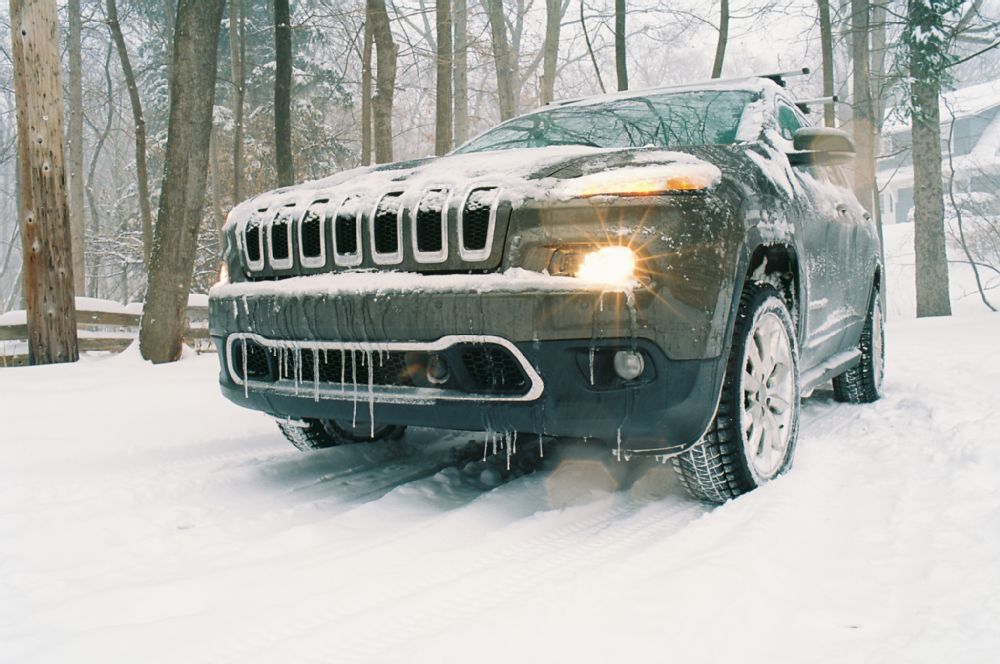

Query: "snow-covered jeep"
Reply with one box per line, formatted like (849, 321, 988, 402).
(209, 72, 884, 502)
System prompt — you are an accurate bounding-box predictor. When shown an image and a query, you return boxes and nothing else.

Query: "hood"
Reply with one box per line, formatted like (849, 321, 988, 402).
(228, 145, 728, 224)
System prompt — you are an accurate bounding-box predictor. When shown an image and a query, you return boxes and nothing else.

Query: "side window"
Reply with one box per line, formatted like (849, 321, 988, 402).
(777, 104, 802, 141)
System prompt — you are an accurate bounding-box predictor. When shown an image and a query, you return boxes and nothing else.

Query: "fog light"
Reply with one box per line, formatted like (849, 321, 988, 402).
(426, 353, 450, 384)
(613, 350, 645, 380)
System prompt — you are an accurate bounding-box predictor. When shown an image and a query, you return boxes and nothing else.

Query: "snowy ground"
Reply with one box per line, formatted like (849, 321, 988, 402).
(2, 224, 999, 663)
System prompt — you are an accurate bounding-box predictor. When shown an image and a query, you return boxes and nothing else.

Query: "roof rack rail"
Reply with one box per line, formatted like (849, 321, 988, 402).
(795, 95, 838, 114)
(758, 67, 810, 87)
(545, 66, 814, 107)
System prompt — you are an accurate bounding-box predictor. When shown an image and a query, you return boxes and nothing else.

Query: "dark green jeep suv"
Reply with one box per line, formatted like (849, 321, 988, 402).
(209, 74, 884, 502)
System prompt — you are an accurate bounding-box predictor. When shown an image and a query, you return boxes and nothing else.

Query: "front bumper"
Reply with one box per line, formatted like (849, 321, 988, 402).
(209, 272, 725, 451)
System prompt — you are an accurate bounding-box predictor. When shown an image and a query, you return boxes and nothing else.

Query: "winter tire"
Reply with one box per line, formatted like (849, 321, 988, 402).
(672, 284, 801, 503)
(277, 418, 406, 452)
(832, 290, 884, 404)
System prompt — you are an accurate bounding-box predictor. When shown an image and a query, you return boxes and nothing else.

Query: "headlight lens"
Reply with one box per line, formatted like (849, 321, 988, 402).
(575, 246, 636, 285)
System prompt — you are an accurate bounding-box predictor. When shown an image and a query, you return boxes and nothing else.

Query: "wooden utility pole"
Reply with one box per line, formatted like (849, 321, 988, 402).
(10, 0, 79, 364)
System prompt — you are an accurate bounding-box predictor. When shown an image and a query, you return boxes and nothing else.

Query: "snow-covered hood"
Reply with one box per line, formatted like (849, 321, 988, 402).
(225, 145, 725, 228)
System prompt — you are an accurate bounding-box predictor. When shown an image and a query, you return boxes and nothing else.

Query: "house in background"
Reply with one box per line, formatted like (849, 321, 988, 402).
(878, 79, 1000, 225)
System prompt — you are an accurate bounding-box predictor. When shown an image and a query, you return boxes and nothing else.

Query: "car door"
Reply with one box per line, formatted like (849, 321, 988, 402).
(773, 99, 856, 370)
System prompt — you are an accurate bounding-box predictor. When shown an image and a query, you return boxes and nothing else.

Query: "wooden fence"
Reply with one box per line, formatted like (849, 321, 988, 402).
(0, 305, 210, 367)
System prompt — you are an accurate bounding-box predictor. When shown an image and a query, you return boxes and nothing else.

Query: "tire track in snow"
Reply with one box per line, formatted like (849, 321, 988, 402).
(185, 492, 705, 664)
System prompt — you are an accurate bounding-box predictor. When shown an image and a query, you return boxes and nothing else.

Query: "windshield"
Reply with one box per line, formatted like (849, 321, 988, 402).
(454, 89, 756, 154)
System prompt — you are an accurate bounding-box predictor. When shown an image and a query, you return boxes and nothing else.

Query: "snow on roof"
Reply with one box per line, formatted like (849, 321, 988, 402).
(884, 79, 1000, 133)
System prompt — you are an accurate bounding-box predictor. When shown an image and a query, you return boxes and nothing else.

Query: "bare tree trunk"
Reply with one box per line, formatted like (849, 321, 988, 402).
(453, 0, 468, 144)
(368, 0, 397, 163)
(580, 1, 605, 93)
(485, 0, 516, 120)
(68, 0, 85, 294)
(540, 0, 561, 104)
(10, 0, 79, 364)
(139, 0, 226, 363)
(711, 0, 729, 79)
(615, 0, 628, 89)
(361, 15, 373, 165)
(86, 44, 114, 298)
(850, 0, 876, 215)
(908, 0, 951, 318)
(107, 0, 153, 268)
(229, 0, 245, 200)
(209, 128, 225, 253)
(434, 0, 453, 155)
(274, 0, 294, 186)
(818, 0, 836, 127)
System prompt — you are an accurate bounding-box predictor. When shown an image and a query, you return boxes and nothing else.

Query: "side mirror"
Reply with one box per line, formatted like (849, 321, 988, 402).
(788, 127, 855, 166)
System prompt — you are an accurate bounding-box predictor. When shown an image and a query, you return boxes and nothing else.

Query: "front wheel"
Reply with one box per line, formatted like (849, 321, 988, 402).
(672, 284, 801, 503)
(277, 418, 406, 451)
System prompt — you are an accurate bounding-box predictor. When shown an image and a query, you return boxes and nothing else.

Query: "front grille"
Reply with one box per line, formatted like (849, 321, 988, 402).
(227, 336, 538, 400)
(373, 193, 402, 257)
(238, 184, 503, 275)
(461, 345, 527, 392)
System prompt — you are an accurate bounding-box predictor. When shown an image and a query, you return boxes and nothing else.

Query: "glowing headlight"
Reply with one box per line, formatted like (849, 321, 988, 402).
(576, 246, 637, 285)
(559, 164, 718, 198)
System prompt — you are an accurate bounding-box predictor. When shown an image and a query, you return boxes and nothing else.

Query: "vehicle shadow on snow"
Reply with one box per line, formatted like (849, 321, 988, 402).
(243, 427, 690, 514)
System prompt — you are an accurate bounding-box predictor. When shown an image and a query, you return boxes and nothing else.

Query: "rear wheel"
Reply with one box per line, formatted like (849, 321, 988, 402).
(832, 292, 884, 404)
(672, 284, 801, 503)
(277, 418, 406, 451)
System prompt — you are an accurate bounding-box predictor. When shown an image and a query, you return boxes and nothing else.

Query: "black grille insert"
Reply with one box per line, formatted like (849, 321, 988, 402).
(416, 189, 448, 254)
(373, 193, 403, 256)
(334, 197, 361, 257)
(245, 218, 262, 263)
(300, 206, 324, 259)
(461, 345, 527, 392)
(232, 340, 272, 380)
(270, 211, 292, 261)
(462, 188, 498, 252)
